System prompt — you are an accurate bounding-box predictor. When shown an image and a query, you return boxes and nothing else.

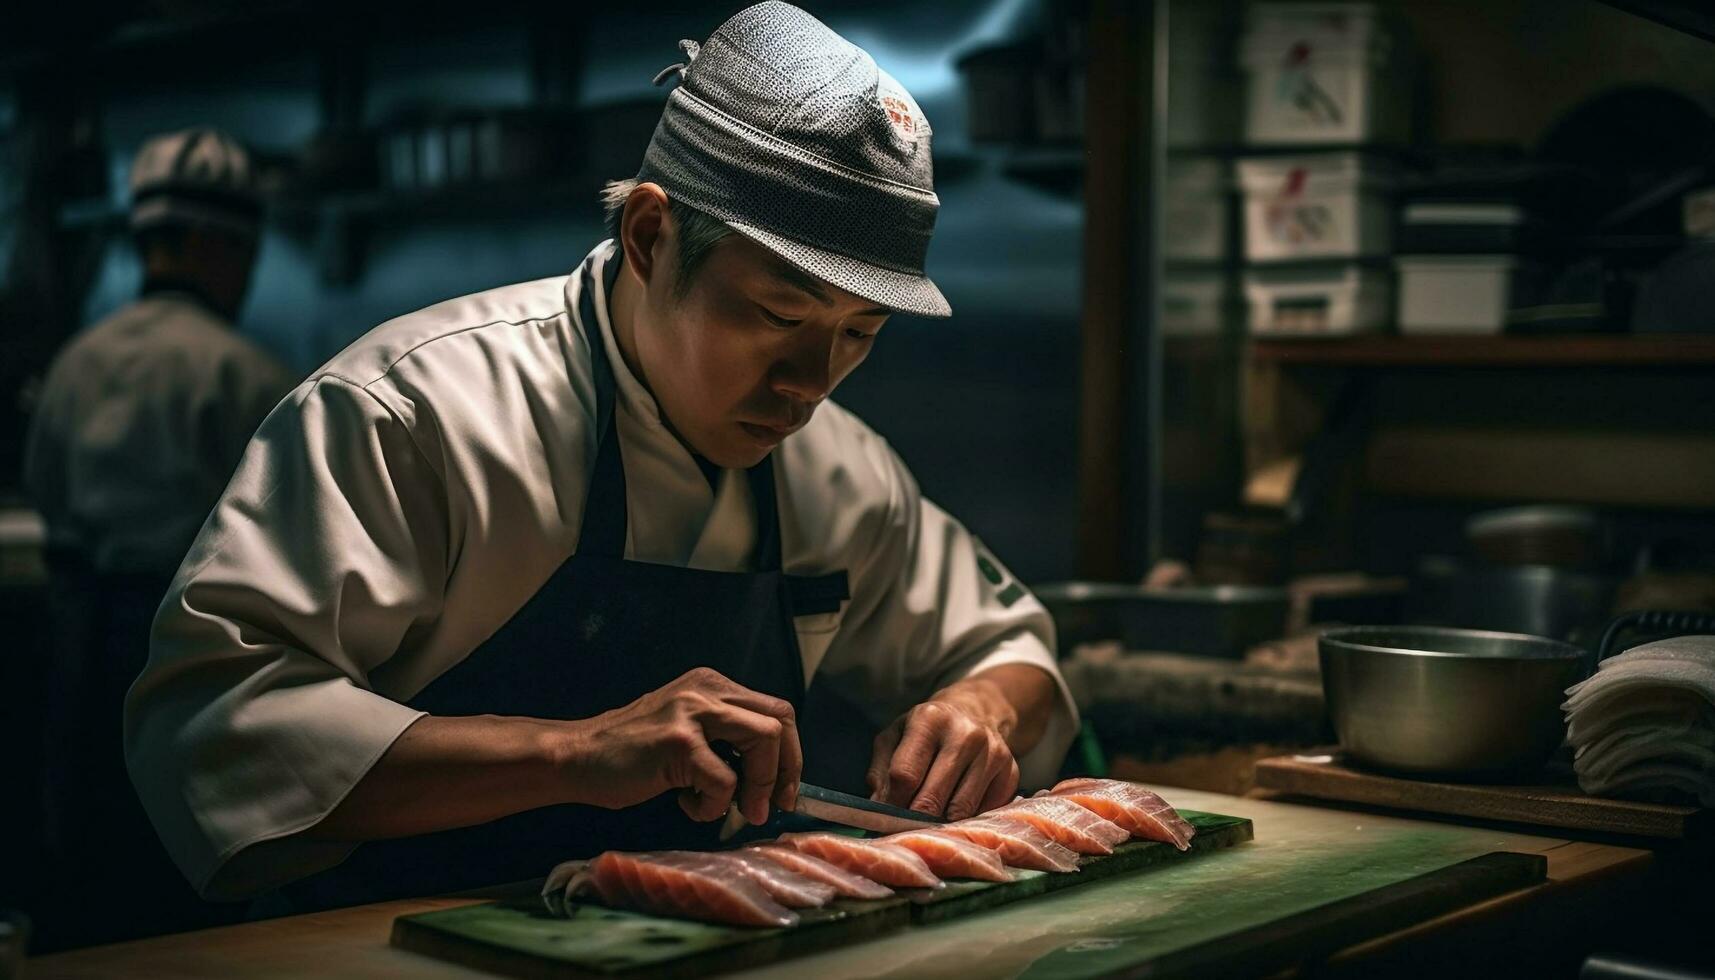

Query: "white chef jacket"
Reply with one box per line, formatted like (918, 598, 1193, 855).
(24, 292, 297, 576)
(126, 241, 1077, 901)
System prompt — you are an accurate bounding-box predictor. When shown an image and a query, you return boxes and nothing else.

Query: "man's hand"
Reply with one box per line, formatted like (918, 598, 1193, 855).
(306, 667, 800, 844)
(562, 667, 802, 825)
(866, 667, 1050, 821)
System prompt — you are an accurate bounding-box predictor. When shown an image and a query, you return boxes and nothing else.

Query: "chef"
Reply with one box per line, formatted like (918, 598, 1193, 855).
(26, 128, 294, 582)
(126, 1, 1077, 910)
(27, 128, 294, 940)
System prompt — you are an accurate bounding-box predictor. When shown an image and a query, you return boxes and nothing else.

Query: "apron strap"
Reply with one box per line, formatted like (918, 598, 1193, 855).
(574, 250, 629, 559)
(745, 457, 784, 573)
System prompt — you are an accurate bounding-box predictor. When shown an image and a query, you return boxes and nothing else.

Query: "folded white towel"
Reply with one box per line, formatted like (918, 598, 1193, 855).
(1562, 635, 1715, 807)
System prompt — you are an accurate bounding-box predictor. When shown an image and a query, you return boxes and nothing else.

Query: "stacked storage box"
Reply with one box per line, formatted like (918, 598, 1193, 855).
(1394, 197, 1548, 335)
(1163, 157, 1238, 336)
(1234, 3, 1412, 337)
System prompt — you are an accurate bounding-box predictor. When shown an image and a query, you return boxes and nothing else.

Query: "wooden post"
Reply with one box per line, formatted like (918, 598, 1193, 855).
(1078, 0, 1163, 580)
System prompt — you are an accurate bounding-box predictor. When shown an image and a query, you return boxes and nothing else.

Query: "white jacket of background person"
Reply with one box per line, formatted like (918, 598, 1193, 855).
(25, 291, 296, 576)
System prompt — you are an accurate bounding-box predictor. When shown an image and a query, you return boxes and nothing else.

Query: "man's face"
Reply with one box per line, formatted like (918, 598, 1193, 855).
(632, 233, 891, 469)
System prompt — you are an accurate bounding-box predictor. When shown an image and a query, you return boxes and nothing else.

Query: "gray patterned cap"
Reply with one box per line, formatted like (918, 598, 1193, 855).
(637, 1, 950, 318)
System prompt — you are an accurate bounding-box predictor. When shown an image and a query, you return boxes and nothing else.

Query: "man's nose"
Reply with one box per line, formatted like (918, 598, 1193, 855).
(771, 333, 835, 404)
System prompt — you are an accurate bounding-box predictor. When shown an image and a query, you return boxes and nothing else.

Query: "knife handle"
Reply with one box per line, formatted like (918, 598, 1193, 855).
(710, 740, 743, 770)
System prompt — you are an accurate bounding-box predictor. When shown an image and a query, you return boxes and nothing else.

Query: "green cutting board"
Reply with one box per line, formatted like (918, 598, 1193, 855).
(391, 811, 1252, 979)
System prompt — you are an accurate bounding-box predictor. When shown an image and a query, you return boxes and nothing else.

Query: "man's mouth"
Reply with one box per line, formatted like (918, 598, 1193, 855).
(739, 419, 801, 444)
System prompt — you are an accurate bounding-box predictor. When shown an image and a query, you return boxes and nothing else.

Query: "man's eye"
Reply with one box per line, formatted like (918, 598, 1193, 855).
(759, 306, 803, 328)
(845, 328, 877, 341)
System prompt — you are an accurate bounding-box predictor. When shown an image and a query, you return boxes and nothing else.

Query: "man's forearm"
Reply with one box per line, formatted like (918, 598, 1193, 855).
(304, 714, 581, 842)
(938, 662, 1060, 756)
(302, 665, 806, 841)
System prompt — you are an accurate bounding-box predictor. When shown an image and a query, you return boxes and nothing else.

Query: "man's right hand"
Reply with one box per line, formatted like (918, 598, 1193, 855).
(560, 667, 802, 826)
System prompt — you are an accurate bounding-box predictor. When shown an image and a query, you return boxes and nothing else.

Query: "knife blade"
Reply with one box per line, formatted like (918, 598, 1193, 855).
(718, 782, 944, 840)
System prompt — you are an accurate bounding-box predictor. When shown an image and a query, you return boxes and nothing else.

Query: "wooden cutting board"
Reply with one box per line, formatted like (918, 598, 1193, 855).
(391, 811, 1253, 979)
(1254, 750, 1708, 839)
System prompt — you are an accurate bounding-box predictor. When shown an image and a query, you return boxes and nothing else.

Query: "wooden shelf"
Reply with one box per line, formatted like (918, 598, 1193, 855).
(1248, 334, 1715, 367)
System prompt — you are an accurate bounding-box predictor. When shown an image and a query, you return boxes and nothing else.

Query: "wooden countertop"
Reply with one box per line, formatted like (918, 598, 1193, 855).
(28, 788, 1654, 979)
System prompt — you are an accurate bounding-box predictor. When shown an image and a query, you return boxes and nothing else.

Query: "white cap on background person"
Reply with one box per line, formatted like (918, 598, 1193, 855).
(128, 127, 262, 238)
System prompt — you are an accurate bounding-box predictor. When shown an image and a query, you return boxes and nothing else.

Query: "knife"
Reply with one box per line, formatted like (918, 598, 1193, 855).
(719, 782, 944, 841)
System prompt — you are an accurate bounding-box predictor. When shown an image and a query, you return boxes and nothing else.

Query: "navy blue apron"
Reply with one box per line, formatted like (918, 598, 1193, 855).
(281, 251, 849, 910)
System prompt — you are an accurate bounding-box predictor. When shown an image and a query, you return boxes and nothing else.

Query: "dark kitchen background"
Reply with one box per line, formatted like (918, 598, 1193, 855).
(3, 0, 1714, 966)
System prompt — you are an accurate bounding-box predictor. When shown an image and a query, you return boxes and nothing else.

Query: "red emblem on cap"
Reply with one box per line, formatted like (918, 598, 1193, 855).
(880, 94, 920, 138)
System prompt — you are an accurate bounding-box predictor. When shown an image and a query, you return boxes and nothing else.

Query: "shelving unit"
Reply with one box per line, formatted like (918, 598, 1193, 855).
(1249, 334, 1715, 367)
(1240, 329, 1715, 516)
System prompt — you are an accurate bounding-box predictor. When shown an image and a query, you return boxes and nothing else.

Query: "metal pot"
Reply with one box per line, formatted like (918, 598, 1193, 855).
(1411, 557, 1617, 642)
(1319, 625, 1587, 777)
(1465, 505, 1606, 568)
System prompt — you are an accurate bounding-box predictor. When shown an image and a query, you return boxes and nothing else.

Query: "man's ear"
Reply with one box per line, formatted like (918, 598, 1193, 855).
(619, 182, 673, 289)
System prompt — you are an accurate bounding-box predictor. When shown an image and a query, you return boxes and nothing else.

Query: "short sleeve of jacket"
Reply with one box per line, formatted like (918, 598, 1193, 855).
(125, 375, 442, 900)
(808, 437, 1078, 791)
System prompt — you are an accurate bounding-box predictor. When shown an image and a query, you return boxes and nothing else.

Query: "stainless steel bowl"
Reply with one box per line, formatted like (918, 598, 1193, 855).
(1319, 626, 1588, 777)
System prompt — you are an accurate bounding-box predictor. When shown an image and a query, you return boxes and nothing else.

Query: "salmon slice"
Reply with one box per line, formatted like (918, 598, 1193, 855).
(743, 844, 896, 900)
(706, 851, 837, 908)
(1044, 778, 1197, 851)
(931, 815, 1081, 873)
(988, 796, 1130, 855)
(881, 830, 1012, 882)
(549, 851, 797, 927)
(775, 832, 944, 889)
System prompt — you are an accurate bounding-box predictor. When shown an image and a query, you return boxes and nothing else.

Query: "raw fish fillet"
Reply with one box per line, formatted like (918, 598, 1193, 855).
(543, 851, 797, 927)
(743, 844, 896, 900)
(881, 830, 1012, 882)
(706, 851, 837, 908)
(775, 832, 944, 889)
(988, 796, 1130, 855)
(543, 858, 583, 917)
(931, 815, 1080, 872)
(1044, 778, 1197, 851)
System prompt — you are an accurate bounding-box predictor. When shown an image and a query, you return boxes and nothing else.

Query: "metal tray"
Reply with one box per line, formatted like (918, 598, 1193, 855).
(1035, 582, 1292, 658)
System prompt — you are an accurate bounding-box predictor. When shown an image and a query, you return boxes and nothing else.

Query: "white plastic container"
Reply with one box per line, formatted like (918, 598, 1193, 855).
(1238, 152, 1395, 262)
(1395, 255, 1518, 335)
(1164, 157, 1232, 263)
(1684, 186, 1715, 238)
(1245, 263, 1392, 336)
(1397, 202, 1529, 253)
(1240, 2, 1411, 146)
(1246, 2, 1391, 54)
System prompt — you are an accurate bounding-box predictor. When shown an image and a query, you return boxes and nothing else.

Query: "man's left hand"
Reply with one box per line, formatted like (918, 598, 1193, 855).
(866, 676, 1021, 820)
